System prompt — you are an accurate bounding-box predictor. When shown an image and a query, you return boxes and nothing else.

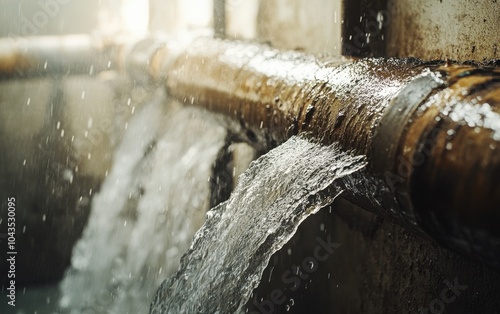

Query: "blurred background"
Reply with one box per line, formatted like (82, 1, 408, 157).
(0, 0, 499, 313)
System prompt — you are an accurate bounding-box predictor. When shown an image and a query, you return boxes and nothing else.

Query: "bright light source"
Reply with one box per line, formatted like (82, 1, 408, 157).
(121, 0, 149, 36)
(98, 0, 149, 37)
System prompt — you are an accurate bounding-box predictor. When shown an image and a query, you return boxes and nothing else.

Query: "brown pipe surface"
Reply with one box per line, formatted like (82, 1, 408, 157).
(1, 34, 500, 266)
(158, 37, 500, 266)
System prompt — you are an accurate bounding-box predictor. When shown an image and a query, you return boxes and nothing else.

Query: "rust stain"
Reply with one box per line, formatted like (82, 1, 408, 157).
(163, 37, 500, 265)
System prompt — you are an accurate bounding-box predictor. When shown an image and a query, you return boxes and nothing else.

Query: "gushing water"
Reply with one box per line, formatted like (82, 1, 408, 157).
(59, 100, 226, 313)
(58, 93, 366, 314)
(150, 136, 366, 314)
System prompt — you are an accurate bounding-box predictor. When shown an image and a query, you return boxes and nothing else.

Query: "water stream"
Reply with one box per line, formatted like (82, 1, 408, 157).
(59, 93, 367, 314)
(150, 136, 367, 313)
(59, 99, 227, 313)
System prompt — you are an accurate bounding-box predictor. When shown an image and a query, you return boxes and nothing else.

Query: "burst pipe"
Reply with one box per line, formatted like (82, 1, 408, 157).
(0, 34, 499, 267)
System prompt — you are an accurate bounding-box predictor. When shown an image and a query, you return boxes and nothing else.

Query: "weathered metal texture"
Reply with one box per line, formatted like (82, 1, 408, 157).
(160, 37, 500, 265)
(1, 34, 500, 265)
(386, 0, 500, 61)
(0, 35, 123, 80)
(396, 65, 500, 262)
(164, 38, 423, 153)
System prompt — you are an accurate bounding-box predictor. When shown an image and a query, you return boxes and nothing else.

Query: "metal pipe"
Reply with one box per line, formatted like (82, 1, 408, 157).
(1, 34, 500, 266)
(0, 35, 126, 80)
(146, 36, 500, 266)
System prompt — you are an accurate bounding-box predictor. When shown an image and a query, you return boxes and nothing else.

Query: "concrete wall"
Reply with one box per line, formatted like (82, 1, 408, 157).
(386, 0, 500, 61)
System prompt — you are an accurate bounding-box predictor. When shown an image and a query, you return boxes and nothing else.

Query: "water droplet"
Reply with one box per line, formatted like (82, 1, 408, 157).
(42, 214, 46, 222)
(446, 129, 455, 136)
(44, 61, 48, 69)
(23, 159, 26, 166)
(334, 112, 346, 128)
(435, 116, 441, 122)
(446, 143, 453, 150)
(307, 261, 315, 269)
(287, 248, 292, 255)
(27, 98, 31, 106)
(63, 169, 74, 183)
(474, 127, 481, 134)
(60, 129, 65, 137)
(81, 91, 86, 99)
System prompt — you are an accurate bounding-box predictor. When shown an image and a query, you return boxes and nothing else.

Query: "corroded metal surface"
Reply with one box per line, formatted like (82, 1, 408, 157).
(397, 65, 500, 262)
(164, 38, 424, 154)
(161, 37, 500, 266)
(386, 0, 500, 61)
(1, 34, 500, 266)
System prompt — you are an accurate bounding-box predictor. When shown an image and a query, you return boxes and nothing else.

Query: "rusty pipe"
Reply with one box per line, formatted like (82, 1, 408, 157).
(1, 34, 500, 266)
(145, 36, 500, 266)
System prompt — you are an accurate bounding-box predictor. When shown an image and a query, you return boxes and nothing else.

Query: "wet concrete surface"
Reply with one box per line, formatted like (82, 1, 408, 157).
(249, 197, 500, 313)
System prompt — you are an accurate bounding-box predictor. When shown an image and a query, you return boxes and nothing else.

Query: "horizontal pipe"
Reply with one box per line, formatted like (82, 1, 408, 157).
(150, 37, 500, 266)
(0, 35, 125, 80)
(1, 34, 500, 266)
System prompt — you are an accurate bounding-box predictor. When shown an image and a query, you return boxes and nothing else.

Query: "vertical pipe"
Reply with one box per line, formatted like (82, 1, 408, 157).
(214, 0, 226, 38)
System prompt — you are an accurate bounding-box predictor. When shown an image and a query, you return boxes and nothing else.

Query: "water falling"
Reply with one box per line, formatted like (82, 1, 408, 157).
(59, 98, 226, 313)
(150, 136, 367, 314)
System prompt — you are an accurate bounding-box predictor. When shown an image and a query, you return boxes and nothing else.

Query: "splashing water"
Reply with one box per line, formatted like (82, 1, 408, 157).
(59, 100, 226, 313)
(150, 136, 366, 314)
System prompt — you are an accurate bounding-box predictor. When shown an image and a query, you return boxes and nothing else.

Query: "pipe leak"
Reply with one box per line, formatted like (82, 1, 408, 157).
(1, 34, 500, 266)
